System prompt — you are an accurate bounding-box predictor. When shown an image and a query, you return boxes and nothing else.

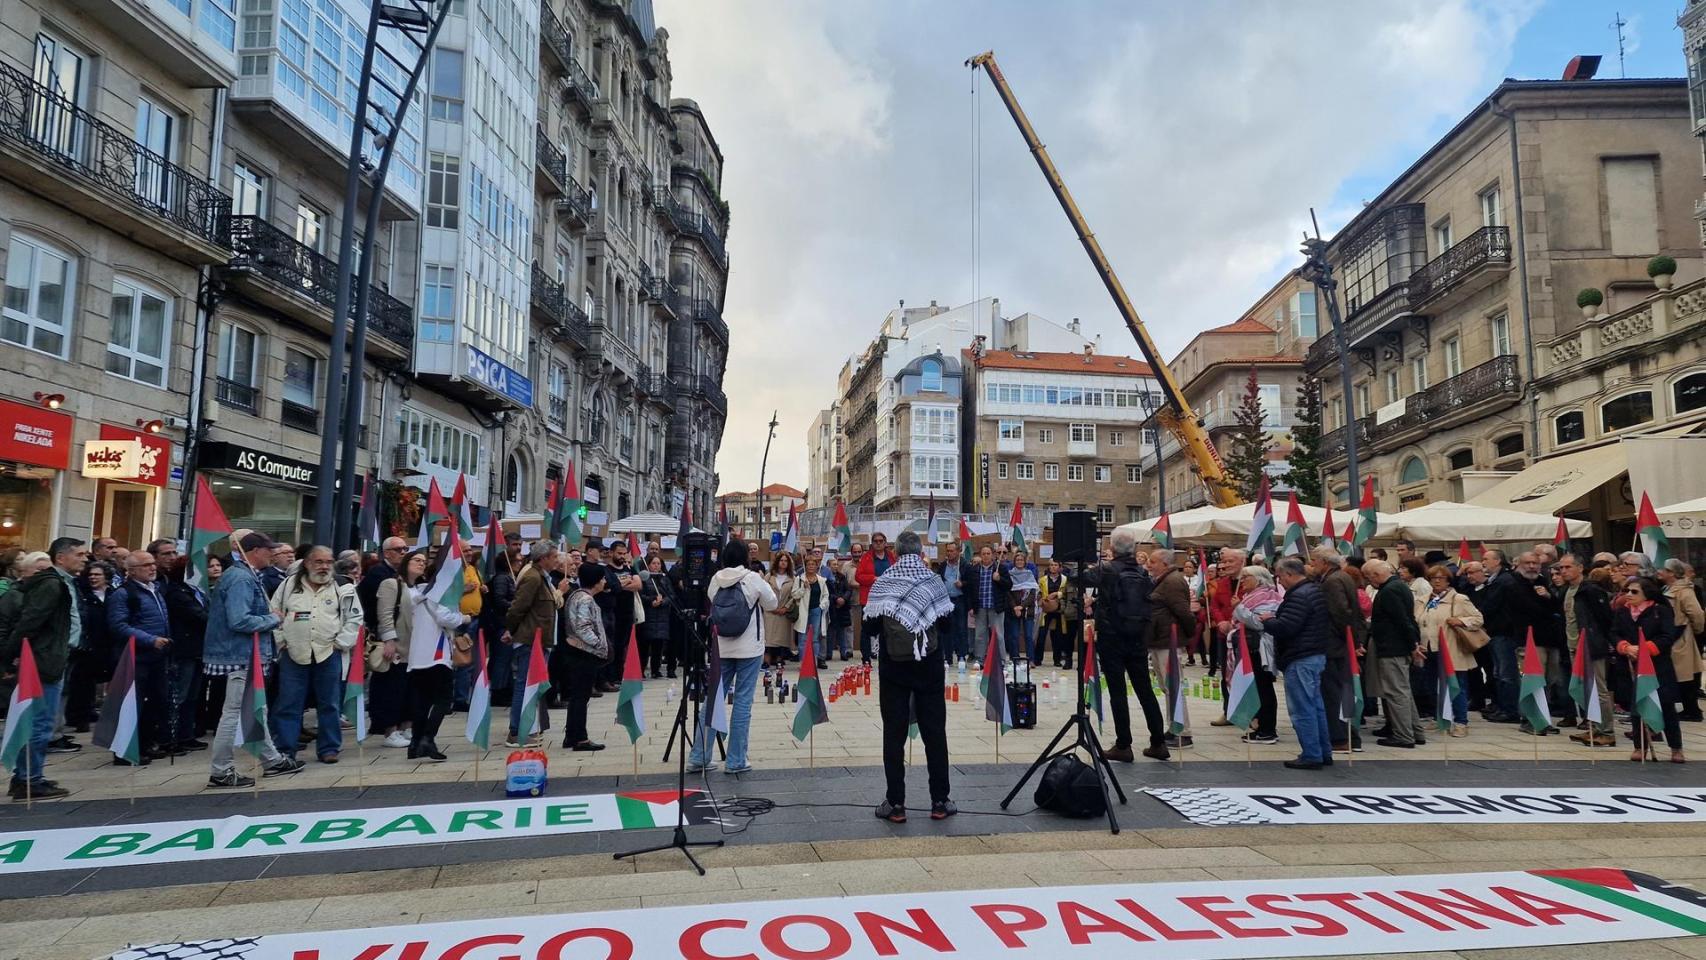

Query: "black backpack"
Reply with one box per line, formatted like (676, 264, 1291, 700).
(710, 577, 760, 639)
(1035, 754, 1107, 818)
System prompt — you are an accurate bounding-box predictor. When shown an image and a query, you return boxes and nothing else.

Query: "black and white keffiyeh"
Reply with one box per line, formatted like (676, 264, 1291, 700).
(863, 553, 954, 656)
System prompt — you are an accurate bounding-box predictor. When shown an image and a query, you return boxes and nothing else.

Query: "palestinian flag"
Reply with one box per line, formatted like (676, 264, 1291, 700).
(958, 515, 973, 546)
(1225, 625, 1259, 729)
(482, 512, 505, 581)
(1281, 490, 1307, 557)
(830, 501, 853, 554)
(1518, 627, 1552, 732)
(415, 478, 450, 549)
(980, 627, 1011, 732)
(542, 477, 560, 544)
(627, 529, 643, 560)
(1166, 625, 1189, 736)
(925, 491, 937, 545)
(1458, 538, 1472, 566)
(357, 472, 382, 552)
(782, 501, 799, 555)
(1437, 630, 1460, 732)
(1082, 624, 1103, 728)
(0, 642, 43, 773)
(1569, 628, 1606, 729)
(1634, 628, 1665, 736)
(1341, 627, 1364, 727)
(1353, 476, 1377, 548)
(615, 628, 646, 743)
(558, 459, 583, 545)
(343, 629, 369, 743)
(235, 633, 270, 758)
(1245, 475, 1274, 560)
(93, 636, 140, 765)
(516, 631, 552, 737)
(1637, 492, 1670, 566)
(1554, 515, 1570, 552)
(422, 523, 467, 664)
(678, 497, 694, 540)
(1342, 517, 1357, 553)
(1008, 499, 1026, 551)
(1151, 510, 1172, 549)
(702, 630, 729, 735)
(1319, 502, 1338, 553)
(450, 474, 476, 540)
(614, 788, 713, 829)
(1195, 547, 1209, 606)
(790, 626, 828, 741)
(718, 499, 730, 539)
(465, 631, 490, 750)
(188, 475, 234, 590)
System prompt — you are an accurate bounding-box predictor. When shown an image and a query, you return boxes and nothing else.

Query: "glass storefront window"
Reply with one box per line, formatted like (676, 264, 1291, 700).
(209, 476, 309, 545)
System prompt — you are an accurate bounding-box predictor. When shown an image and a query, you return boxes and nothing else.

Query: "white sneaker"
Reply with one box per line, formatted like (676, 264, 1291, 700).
(382, 730, 410, 748)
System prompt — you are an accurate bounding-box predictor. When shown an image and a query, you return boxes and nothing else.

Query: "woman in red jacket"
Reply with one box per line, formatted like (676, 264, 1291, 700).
(854, 533, 897, 663)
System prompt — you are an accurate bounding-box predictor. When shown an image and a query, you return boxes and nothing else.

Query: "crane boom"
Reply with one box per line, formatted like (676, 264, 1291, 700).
(967, 51, 1240, 509)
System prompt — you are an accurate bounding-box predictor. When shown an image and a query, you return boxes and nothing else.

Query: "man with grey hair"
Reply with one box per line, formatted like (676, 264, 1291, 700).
(1146, 548, 1194, 747)
(1619, 552, 1657, 581)
(1366, 560, 1425, 748)
(1480, 547, 1521, 723)
(865, 530, 957, 821)
(1262, 556, 1334, 768)
(1310, 545, 1365, 751)
(1076, 529, 1168, 761)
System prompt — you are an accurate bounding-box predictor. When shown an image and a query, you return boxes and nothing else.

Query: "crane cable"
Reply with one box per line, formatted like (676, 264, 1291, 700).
(972, 64, 980, 321)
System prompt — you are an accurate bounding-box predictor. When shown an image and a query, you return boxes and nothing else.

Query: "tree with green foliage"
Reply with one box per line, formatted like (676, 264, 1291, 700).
(1283, 375, 1324, 505)
(1224, 366, 1275, 502)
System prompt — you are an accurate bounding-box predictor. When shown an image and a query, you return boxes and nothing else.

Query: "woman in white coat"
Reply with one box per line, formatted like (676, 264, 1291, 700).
(791, 554, 833, 669)
(399, 548, 470, 761)
(689, 539, 776, 775)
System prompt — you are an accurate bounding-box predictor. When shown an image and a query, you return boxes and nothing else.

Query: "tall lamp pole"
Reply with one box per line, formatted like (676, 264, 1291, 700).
(1140, 392, 1167, 512)
(755, 410, 779, 537)
(1299, 210, 1362, 554)
(314, 0, 454, 549)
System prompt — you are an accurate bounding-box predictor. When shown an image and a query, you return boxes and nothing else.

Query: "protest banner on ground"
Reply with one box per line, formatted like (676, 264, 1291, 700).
(1149, 786, 1706, 826)
(108, 868, 1706, 960)
(0, 789, 711, 875)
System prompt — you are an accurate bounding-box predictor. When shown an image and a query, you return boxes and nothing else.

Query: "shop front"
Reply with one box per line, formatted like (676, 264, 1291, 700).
(0, 396, 74, 551)
(196, 440, 323, 546)
(82, 425, 173, 547)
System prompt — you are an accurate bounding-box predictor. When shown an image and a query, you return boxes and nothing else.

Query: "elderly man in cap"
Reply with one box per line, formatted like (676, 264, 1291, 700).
(204, 532, 304, 787)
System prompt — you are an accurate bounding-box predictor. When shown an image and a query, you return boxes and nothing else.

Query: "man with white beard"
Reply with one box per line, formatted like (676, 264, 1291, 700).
(269, 545, 363, 763)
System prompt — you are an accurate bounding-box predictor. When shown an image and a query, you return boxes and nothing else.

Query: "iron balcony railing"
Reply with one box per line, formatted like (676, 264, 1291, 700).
(530, 262, 590, 348)
(1407, 225, 1511, 307)
(0, 60, 230, 247)
(1320, 355, 1520, 461)
(539, 3, 574, 74)
(281, 399, 319, 433)
(695, 374, 728, 413)
(693, 298, 730, 344)
(226, 215, 412, 354)
(695, 215, 728, 268)
(643, 275, 683, 316)
(215, 377, 258, 414)
(560, 174, 594, 225)
(564, 57, 600, 107)
(535, 126, 566, 193)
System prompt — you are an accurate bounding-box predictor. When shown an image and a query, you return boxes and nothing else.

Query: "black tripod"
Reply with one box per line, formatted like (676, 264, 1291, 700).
(999, 558, 1126, 833)
(614, 581, 724, 874)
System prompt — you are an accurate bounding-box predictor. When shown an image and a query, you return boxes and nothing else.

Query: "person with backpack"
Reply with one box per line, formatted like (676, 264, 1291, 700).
(689, 539, 776, 775)
(0, 537, 88, 800)
(865, 531, 957, 823)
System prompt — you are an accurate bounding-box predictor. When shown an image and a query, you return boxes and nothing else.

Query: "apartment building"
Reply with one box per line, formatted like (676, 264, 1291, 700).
(715, 483, 805, 533)
(1306, 78, 1700, 512)
(874, 351, 962, 515)
(806, 404, 841, 510)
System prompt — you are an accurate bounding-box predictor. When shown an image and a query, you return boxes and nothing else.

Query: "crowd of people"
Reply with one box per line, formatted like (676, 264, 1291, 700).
(0, 523, 1700, 802)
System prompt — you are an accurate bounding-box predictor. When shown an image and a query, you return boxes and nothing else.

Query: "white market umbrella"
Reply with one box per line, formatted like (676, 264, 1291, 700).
(1391, 501, 1590, 544)
(1207, 500, 1401, 543)
(1657, 496, 1706, 537)
(606, 512, 695, 535)
(1117, 505, 1226, 544)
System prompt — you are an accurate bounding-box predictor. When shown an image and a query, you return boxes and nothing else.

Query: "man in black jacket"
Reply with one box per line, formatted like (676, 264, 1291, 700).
(1367, 560, 1426, 748)
(1556, 553, 1617, 746)
(1075, 528, 1168, 762)
(1480, 548, 1522, 722)
(1, 537, 87, 799)
(933, 541, 974, 666)
(1515, 551, 1569, 733)
(357, 537, 407, 636)
(1263, 557, 1334, 769)
(601, 538, 642, 691)
(1311, 547, 1365, 752)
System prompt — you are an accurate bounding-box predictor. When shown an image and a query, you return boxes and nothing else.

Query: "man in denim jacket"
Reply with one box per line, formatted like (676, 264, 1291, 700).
(204, 532, 304, 788)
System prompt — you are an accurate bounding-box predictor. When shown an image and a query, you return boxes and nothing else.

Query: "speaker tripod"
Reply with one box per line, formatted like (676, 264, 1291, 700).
(999, 558, 1125, 833)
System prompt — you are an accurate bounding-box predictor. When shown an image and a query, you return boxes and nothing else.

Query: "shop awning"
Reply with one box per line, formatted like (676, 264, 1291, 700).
(1658, 496, 1706, 537)
(1391, 501, 1591, 543)
(1469, 443, 1630, 516)
(607, 513, 699, 535)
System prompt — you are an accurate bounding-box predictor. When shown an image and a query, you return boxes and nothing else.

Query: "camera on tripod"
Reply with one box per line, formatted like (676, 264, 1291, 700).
(676, 531, 717, 612)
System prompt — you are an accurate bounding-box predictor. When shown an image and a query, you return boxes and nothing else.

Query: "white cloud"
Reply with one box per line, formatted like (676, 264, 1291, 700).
(654, 0, 1537, 497)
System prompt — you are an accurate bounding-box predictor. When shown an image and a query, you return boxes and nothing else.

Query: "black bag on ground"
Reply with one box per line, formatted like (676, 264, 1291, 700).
(1034, 753, 1106, 818)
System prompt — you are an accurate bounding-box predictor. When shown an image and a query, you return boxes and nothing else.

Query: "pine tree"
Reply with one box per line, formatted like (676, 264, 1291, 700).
(1284, 375, 1324, 505)
(1224, 366, 1274, 502)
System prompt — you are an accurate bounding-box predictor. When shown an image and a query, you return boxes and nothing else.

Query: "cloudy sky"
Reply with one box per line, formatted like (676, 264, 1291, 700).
(653, 0, 1681, 496)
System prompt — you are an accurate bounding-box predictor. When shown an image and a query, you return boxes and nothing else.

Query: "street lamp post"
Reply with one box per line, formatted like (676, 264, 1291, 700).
(756, 410, 779, 539)
(1299, 214, 1362, 553)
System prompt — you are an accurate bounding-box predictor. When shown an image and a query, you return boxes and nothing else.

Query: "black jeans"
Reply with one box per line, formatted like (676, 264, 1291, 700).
(1254, 669, 1278, 737)
(562, 646, 601, 745)
(409, 666, 453, 746)
(134, 656, 170, 752)
(369, 666, 409, 732)
(641, 629, 670, 675)
(1049, 619, 1080, 668)
(64, 648, 102, 728)
(1099, 639, 1164, 749)
(1321, 656, 1362, 747)
(878, 653, 949, 806)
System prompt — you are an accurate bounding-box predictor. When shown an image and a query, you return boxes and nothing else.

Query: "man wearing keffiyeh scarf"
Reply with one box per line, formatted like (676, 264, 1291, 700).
(867, 531, 958, 823)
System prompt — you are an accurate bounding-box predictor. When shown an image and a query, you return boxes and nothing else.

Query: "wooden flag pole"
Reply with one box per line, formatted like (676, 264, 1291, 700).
(471, 747, 478, 787)
(23, 748, 31, 811)
(129, 759, 136, 806)
(358, 737, 367, 789)
(809, 727, 815, 769)
(633, 743, 639, 776)
(252, 748, 262, 799)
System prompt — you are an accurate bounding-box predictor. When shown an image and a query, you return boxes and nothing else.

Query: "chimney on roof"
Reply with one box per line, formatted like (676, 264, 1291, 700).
(1562, 54, 1602, 81)
(1067, 317, 1080, 334)
(1082, 342, 1095, 360)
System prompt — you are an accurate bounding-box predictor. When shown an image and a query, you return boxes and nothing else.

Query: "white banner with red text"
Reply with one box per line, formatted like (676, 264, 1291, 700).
(1147, 786, 1706, 826)
(108, 868, 1706, 960)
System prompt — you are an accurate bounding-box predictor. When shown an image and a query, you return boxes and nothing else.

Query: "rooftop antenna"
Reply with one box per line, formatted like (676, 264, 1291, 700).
(1612, 11, 1627, 78)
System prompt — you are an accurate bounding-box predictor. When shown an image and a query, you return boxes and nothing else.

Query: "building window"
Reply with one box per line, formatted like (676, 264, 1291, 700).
(1355, 382, 1371, 413)
(1291, 290, 1317, 338)
(911, 454, 957, 492)
(547, 362, 568, 429)
(295, 202, 325, 252)
(1016, 461, 1034, 480)
(1490, 312, 1511, 358)
(1037, 428, 1053, 444)
(1097, 505, 1115, 524)
(1443, 448, 1473, 472)
(1410, 354, 1428, 392)
(1128, 506, 1141, 523)
(427, 153, 461, 229)
(1399, 456, 1427, 486)
(1067, 464, 1084, 482)
(1044, 463, 1059, 481)
(283, 348, 318, 408)
(997, 460, 1009, 480)
(1601, 391, 1654, 433)
(134, 96, 179, 207)
(919, 359, 943, 392)
(1094, 465, 1111, 482)
(1480, 185, 1502, 227)
(1432, 217, 1453, 256)
(1494, 433, 1526, 460)
(1126, 464, 1141, 483)
(998, 419, 1023, 442)
(420, 264, 454, 341)
(1676, 372, 1706, 414)
(2, 234, 75, 358)
(430, 48, 464, 121)
(912, 407, 957, 445)
(232, 161, 267, 217)
(1108, 431, 1124, 447)
(1069, 423, 1095, 444)
(1554, 411, 1586, 446)
(1383, 368, 1400, 404)
(106, 278, 171, 387)
(217, 322, 260, 389)
(1443, 336, 1461, 379)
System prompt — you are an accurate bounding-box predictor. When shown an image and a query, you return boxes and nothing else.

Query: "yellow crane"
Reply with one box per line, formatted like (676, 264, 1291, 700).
(967, 51, 1240, 509)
